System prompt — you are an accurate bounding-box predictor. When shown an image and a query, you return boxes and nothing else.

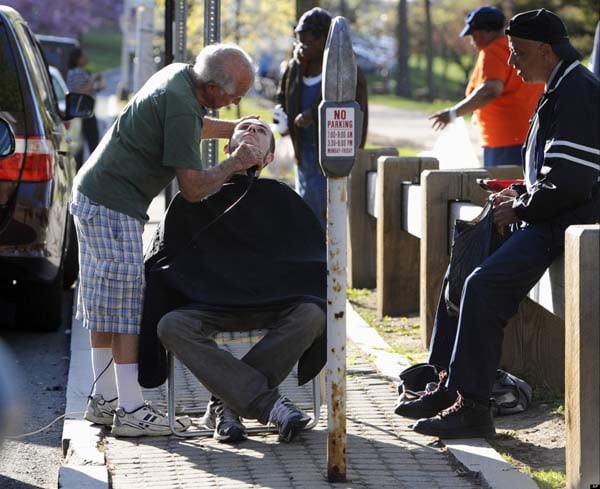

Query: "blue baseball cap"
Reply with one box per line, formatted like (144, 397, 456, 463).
(460, 5, 506, 37)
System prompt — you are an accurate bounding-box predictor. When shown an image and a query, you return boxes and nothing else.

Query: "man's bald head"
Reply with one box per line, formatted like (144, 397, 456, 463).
(193, 44, 254, 97)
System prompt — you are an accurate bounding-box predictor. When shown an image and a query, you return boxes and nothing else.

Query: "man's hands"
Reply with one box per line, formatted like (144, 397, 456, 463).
(429, 109, 455, 131)
(230, 141, 266, 173)
(492, 188, 519, 228)
(294, 110, 314, 129)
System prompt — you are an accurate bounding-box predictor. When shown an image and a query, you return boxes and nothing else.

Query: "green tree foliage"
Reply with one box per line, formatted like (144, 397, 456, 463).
(181, 0, 295, 66)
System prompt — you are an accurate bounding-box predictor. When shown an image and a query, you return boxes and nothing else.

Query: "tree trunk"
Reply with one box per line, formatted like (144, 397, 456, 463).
(424, 0, 434, 100)
(395, 0, 411, 97)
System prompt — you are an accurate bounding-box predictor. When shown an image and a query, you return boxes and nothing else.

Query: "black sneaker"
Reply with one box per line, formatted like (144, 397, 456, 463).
(213, 400, 248, 443)
(394, 370, 456, 419)
(268, 396, 311, 442)
(412, 392, 496, 439)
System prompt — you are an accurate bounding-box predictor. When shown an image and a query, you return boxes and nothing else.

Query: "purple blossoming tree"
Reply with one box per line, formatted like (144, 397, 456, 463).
(2, 0, 123, 37)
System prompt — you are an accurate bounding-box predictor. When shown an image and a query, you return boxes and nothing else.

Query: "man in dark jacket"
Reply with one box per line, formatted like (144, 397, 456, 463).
(140, 119, 327, 444)
(275, 7, 368, 229)
(394, 9, 599, 439)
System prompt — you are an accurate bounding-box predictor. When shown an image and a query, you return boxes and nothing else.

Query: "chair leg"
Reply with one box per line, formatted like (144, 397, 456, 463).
(167, 351, 213, 438)
(304, 373, 322, 430)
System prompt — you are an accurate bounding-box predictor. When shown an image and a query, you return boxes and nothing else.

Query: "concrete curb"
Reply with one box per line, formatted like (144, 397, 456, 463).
(59, 294, 109, 489)
(345, 300, 538, 489)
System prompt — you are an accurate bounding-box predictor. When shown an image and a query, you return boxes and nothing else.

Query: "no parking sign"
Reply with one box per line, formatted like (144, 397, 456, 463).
(318, 100, 362, 177)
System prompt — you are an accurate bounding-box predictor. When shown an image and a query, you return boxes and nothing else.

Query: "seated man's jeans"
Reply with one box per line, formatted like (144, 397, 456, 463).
(428, 222, 562, 400)
(157, 302, 325, 424)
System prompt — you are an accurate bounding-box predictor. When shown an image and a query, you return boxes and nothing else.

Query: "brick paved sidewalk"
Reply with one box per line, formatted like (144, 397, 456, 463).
(103, 342, 481, 489)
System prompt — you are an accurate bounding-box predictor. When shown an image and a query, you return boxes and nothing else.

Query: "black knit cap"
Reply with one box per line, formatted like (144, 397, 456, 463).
(505, 9, 582, 61)
(294, 7, 332, 34)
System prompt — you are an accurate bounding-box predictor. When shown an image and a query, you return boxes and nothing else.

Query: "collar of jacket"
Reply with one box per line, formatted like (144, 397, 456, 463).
(546, 60, 579, 95)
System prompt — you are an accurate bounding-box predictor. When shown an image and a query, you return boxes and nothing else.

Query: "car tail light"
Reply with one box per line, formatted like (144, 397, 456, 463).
(0, 136, 54, 182)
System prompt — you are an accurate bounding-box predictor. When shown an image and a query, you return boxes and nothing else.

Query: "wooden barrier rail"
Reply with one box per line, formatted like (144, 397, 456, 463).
(347, 148, 398, 289)
(565, 225, 599, 489)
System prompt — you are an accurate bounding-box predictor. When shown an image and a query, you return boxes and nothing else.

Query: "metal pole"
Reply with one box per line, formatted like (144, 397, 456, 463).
(164, 0, 188, 207)
(173, 0, 188, 62)
(326, 177, 348, 482)
(202, 0, 221, 168)
(164, 0, 174, 66)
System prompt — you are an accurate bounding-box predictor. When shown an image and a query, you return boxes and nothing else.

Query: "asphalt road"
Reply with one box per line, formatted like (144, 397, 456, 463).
(0, 290, 73, 489)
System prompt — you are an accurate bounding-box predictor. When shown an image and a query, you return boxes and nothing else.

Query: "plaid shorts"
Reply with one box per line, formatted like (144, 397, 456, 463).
(70, 190, 145, 334)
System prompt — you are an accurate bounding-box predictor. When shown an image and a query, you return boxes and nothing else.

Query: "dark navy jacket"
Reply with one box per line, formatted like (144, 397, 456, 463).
(514, 61, 600, 228)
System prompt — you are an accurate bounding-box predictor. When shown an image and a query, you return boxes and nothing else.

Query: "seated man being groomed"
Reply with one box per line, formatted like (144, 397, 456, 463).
(138, 119, 326, 443)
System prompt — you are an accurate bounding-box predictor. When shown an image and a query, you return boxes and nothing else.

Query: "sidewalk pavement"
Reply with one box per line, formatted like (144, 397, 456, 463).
(58, 190, 536, 489)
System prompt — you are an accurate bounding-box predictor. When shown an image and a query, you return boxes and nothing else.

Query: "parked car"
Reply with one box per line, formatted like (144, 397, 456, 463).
(48, 65, 85, 167)
(35, 34, 79, 79)
(0, 6, 94, 331)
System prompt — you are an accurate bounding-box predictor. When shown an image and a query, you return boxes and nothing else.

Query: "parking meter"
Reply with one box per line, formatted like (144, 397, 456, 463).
(319, 16, 361, 483)
(318, 19, 363, 178)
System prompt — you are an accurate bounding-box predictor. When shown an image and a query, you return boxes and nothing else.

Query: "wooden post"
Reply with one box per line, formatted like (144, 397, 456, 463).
(565, 225, 600, 489)
(376, 156, 437, 317)
(347, 148, 397, 289)
(419, 169, 488, 348)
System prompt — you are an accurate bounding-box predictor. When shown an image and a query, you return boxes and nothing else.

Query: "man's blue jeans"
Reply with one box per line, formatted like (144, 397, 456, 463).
(428, 222, 562, 400)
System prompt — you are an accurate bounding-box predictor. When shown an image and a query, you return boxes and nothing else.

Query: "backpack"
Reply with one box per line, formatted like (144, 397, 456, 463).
(491, 369, 533, 416)
(396, 363, 443, 402)
(396, 364, 533, 416)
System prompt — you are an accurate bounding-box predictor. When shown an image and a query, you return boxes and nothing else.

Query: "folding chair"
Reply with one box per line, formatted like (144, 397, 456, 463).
(165, 331, 322, 438)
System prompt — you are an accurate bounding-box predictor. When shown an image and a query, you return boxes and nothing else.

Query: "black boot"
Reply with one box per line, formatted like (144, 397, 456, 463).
(394, 370, 457, 419)
(412, 392, 495, 439)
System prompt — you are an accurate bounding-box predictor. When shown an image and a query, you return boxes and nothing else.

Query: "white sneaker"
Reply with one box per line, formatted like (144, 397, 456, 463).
(111, 401, 191, 437)
(84, 394, 118, 426)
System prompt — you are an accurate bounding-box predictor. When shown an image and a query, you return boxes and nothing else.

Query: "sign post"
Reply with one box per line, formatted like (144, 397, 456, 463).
(319, 17, 363, 483)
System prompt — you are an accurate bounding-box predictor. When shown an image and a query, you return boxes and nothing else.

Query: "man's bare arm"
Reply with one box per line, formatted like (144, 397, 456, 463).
(174, 142, 263, 202)
(429, 79, 504, 130)
(202, 115, 262, 139)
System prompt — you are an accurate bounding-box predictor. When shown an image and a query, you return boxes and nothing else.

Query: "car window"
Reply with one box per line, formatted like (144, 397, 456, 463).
(0, 23, 24, 113)
(49, 68, 67, 113)
(13, 21, 58, 125)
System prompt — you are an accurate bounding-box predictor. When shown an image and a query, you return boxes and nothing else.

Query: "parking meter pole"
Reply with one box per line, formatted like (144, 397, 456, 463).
(326, 176, 348, 482)
(319, 17, 362, 483)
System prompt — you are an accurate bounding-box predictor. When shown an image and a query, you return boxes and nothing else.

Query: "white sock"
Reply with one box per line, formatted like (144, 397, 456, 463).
(114, 363, 145, 413)
(91, 348, 117, 401)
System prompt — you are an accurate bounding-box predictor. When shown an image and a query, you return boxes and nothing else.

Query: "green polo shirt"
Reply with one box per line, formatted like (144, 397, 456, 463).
(75, 63, 206, 221)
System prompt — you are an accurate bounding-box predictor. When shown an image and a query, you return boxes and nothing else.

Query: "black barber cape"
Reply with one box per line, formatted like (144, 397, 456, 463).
(138, 175, 326, 388)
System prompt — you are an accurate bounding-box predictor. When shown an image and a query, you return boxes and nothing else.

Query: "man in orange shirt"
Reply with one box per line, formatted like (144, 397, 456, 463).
(429, 6, 543, 167)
